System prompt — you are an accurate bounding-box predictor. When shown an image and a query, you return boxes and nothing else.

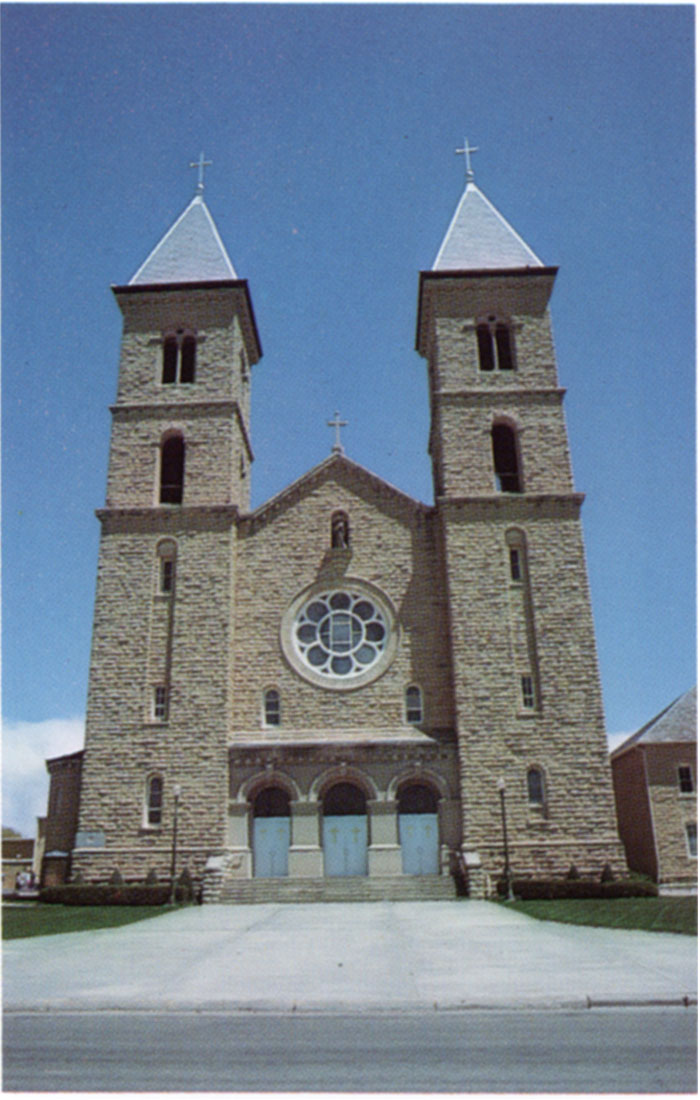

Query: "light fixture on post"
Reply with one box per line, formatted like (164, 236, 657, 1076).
(169, 783, 182, 905)
(497, 777, 515, 901)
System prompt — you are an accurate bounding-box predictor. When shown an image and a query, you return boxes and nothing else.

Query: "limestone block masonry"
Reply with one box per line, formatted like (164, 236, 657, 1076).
(70, 178, 626, 896)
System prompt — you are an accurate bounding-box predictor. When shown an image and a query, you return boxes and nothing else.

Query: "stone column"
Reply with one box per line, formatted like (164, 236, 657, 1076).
(367, 799, 403, 877)
(288, 800, 323, 878)
(226, 802, 252, 878)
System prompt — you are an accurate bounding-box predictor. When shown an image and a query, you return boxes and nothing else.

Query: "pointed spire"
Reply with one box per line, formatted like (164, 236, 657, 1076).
(129, 157, 237, 285)
(432, 141, 543, 271)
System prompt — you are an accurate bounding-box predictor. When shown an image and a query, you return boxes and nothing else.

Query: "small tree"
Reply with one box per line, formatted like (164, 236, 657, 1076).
(600, 863, 615, 883)
(109, 868, 124, 886)
(145, 868, 159, 885)
(566, 864, 580, 881)
(177, 867, 194, 902)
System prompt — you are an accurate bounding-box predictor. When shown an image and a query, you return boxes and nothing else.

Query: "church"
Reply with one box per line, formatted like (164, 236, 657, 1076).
(45, 148, 626, 900)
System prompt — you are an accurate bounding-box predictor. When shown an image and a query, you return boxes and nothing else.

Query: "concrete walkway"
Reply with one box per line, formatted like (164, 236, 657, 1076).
(3, 901, 696, 1013)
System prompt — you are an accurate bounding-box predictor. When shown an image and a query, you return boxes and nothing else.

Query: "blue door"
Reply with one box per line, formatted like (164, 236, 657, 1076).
(399, 813, 439, 874)
(253, 817, 290, 878)
(323, 816, 368, 876)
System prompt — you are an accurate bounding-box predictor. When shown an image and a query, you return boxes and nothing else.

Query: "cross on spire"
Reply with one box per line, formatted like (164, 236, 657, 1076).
(327, 410, 348, 455)
(455, 138, 478, 181)
(189, 152, 213, 193)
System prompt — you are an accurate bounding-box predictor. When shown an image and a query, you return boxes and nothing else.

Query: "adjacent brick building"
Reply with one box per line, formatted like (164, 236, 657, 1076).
(60, 155, 626, 899)
(611, 687, 697, 893)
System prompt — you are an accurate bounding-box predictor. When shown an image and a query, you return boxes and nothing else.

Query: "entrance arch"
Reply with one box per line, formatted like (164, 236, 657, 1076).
(322, 782, 368, 877)
(252, 787, 290, 878)
(398, 783, 440, 875)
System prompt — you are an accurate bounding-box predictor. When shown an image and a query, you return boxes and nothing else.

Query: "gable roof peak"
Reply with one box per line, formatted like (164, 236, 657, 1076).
(432, 178, 544, 272)
(129, 192, 238, 286)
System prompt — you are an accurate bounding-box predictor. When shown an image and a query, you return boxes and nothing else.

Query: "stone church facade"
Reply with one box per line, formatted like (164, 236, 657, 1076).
(66, 156, 625, 900)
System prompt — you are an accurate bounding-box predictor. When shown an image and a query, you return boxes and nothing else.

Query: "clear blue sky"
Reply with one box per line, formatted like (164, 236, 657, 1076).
(2, 4, 695, 757)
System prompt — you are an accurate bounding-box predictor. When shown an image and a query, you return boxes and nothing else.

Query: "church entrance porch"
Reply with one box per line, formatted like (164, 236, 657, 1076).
(222, 739, 462, 900)
(322, 783, 368, 877)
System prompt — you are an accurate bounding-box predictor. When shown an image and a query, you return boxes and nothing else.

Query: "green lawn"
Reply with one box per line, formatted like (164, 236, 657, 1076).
(503, 896, 697, 936)
(2, 904, 174, 940)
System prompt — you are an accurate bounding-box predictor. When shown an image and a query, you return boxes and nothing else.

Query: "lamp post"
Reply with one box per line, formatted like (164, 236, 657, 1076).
(169, 783, 181, 905)
(497, 777, 515, 901)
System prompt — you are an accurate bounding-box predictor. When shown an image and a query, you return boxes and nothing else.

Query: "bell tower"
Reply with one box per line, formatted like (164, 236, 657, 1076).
(73, 163, 261, 883)
(417, 144, 625, 891)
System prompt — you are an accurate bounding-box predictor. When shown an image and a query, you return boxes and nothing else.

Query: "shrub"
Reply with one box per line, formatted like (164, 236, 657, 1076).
(40, 884, 172, 906)
(145, 869, 159, 885)
(600, 863, 615, 883)
(497, 877, 658, 900)
(109, 869, 124, 886)
(566, 864, 580, 880)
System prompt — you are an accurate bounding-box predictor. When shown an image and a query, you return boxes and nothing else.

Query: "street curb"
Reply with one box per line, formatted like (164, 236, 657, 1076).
(4, 994, 697, 1015)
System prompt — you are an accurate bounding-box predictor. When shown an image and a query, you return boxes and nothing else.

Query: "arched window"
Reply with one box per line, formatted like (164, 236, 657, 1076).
(398, 783, 438, 814)
(491, 423, 522, 493)
(527, 767, 545, 808)
(476, 318, 515, 372)
(331, 511, 350, 549)
(264, 689, 280, 727)
(323, 782, 366, 816)
(162, 331, 196, 384)
(253, 787, 290, 818)
(160, 434, 185, 504)
(146, 775, 163, 826)
(156, 540, 177, 594)
(405, 685, 423, 724)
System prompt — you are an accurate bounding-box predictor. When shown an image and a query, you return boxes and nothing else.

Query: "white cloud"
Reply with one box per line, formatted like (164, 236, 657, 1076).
(608, 730, 632, 753)
(2, 717, 84, 838)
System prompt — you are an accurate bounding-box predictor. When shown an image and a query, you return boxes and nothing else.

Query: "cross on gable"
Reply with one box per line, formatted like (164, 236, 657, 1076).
(189, 152, 213, 192)
(455, 138, 478, 180)
(327, 410, 348, 455)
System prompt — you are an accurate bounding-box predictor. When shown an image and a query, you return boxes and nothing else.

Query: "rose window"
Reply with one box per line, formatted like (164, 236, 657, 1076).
(293, 591, 388, 679)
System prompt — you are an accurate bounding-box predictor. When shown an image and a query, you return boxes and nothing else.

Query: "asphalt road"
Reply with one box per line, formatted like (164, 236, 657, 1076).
(4, 1007, 697, 1092)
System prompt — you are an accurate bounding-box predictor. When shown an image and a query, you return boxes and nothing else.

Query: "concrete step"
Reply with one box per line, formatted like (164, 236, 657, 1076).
(217, 875, 458, 905)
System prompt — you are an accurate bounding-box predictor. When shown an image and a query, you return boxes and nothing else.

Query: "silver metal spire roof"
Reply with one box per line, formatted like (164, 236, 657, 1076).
(129, 193, 237, 285)
(432, 180, 543, 272)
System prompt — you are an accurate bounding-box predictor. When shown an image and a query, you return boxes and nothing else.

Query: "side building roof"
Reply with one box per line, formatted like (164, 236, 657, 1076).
(611, 686, 697, 758)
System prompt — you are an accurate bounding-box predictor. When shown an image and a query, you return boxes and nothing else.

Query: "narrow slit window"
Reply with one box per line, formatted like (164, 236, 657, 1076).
(147, 776, 163, 826)
(492, 424, 522, 493)
(678, 766, 695, 794)
(160, 436, 185, 504)
(153, 686, 168, 721)
(685, 823, 697, 858)
(509, 548, 522, 582)
(162, 337, 178, 384)
(180, 336, 196, 383)
(495, 324, 514, 370)
(477, 324, 495, 371)
(157, 540, 177, 594)
(521, 675, 535, 709)
(162, 332, 197, 384)
(264, 689, 280, 727)
(527, 767, 545, 806)
(161, 558, 175, 593)
(405, 685, 423, 724)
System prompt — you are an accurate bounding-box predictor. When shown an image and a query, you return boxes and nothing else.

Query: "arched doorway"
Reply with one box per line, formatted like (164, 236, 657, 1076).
(398, 783, 439, 875)
(322, 782, 368, 877)
(252, 787, 291, 878)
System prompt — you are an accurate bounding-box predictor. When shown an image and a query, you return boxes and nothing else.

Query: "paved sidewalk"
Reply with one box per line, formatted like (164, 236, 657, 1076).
(3, 901, 697, 1013)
